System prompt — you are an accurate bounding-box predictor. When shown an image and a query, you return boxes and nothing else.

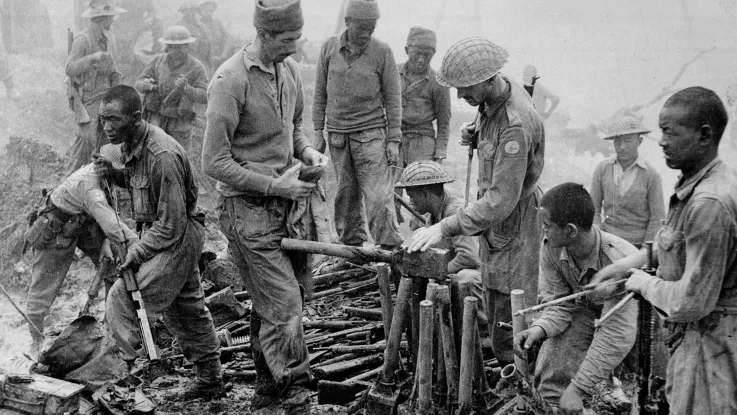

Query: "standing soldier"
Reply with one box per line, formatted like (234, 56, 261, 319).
(202, 0, 327, 412)
(590, 114, 665, 248)
(409, 38, 545, 367)
(65, 0, 125, 173)
(398, 26, 451, 166)
(522, 64, 559, 120)
(177, 1, 212, 75)
(96, 85, 224, 399)
(135, 25, 208, 155)
(112, 0, 163, 78)
(197, 1, 232, 70)
(313, 0, 403, 253)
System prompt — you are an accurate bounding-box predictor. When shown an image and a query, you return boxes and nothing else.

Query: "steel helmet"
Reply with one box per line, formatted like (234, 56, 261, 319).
(159, 26, 197, 45)
(436, 38, 509, 88)
(395, 161, 455, 188)
(597, 114, 650, 140)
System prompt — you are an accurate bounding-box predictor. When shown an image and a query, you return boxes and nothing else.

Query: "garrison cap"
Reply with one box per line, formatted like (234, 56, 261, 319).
(437, 37, 508, 88)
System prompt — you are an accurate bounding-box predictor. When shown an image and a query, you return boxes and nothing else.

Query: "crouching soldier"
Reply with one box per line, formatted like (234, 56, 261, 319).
(23, 144, 138, 355)
(95, 85, 223, 399)
(135, 25, 208, 154)
(514, 183, 638, 412)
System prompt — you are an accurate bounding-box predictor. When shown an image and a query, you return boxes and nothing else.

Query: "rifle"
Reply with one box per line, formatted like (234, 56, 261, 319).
(638, 242, 664, 414)
(159, 66, 200, 114)
(106, 180, 159, 361)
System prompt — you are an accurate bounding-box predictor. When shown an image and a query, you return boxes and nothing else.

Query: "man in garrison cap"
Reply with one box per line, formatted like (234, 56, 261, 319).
(202, 0, 328, 413)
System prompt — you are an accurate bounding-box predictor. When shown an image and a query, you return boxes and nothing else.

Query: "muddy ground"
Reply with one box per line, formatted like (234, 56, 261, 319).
(0, 48, 626, 415)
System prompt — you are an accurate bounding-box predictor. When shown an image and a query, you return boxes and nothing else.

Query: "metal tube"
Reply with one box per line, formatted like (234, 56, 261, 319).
(417, 300, 434, 413)
(379, 276, 413, 383)
(436, 286, 459, 405)
(457, 296, 478, 414)
(376, 263, 394, 340)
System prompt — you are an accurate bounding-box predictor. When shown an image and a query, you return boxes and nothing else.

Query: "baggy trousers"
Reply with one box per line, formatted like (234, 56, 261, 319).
(67, 99, 109, 173)
(219, 196, 312, 391)
(106, 219, 220, 370)
(329, 127, 403, 247)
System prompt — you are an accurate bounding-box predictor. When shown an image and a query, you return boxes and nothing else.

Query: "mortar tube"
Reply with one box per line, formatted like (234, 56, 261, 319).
(379, 276, 413, 385)
(436, 285, 459, 409)
(376, 263, 394, 340)
(510, 289, 528, 413)
(457, 296, 478, 415)
(417, 300, 434, 414)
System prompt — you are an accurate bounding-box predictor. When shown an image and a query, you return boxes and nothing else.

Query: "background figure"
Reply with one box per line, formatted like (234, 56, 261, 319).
(523, 64, 559, 120)
(198, 0, 233, 71)
(135, 25, 208, 154)
(590, 114, 665, 247)
(65, 0, 125, 172)
(177, 1, 212, 75)
(112, 0, 164, 81)
(313, 0, 404, 252)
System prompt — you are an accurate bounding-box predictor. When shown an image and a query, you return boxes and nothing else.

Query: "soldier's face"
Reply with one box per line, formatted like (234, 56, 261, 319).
(92, 16, 114, 31)
(658, 105, 704, 171)
(199, 4, 216, 18)
(457, 80, 489, 107)
(261, 28, 302, 63)
(100, 101, 139, 145)
(165, 44, 189, 63)
(405, 46, 434, 75)
(540, 208, 571, 248)
(345, 18, 376, 48)
(612, 134, 642, 164)
(406, 188, 431, 215)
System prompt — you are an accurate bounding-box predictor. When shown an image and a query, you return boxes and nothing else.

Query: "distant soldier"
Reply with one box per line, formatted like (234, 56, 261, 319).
(523, 64, 559, 120)
(65, 0, 125, 172)
(0, 30, 19, 100)
(177, 1, 212, 75)
(590, 115, 665, 248)
(112, 0, 164, 77)
(398, 27, 451, 166)
(135, 25, 208, 154)
(197, 1, 232, 70)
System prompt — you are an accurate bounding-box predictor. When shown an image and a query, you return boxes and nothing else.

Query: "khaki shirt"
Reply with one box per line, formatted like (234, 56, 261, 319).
(66, 25, 122, 104)
(135, 53, 208, 120)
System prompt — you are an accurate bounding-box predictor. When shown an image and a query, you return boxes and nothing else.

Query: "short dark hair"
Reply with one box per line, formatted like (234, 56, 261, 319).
(541, 182, 595, 231)
(664, 87, 728, 143)
(102, 85, 141, 116)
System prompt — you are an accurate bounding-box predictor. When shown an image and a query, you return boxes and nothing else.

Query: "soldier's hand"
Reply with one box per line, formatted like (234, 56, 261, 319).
(625, 269, 652, 295)
(118, 251, 137, 272)
(407, 223, 443, 253)
(314, 130, 326, 153)
(174, 75, 188, 91)
(143, 78, 158, 92)
(459, 121, 477, 146)
(89, 51, 109, 62)
(513, 326, 545, 357)
(99, 239, 113, 262)
(270, 163, 317, 200)
(301, 147, 328, 167)
(91, 153, 113, 178)
(386, 142, 400, 165)
(559, 384, 585, 415)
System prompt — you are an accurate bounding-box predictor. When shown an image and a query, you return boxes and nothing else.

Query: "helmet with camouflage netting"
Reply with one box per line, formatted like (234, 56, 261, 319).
(436, 38, 509, 88)
(597, 114, 650, 140)
(395, 161, 455, 188)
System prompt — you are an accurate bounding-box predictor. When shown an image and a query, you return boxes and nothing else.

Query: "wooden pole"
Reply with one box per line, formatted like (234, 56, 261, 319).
(417, 300, 434, 414)
(378, 276, 413, 384)
(514, 278, 627, 316)
(457, 296, 478, 414)
(377, 263, 394, 340)
(436, 286, 459, 408)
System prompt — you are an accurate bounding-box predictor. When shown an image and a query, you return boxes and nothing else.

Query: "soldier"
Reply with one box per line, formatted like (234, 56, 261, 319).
(95, 85, 223, 399)
(112, 0, 163, 78)
(313, 0, 403, 253)
(65, 0, 125, 173)
(202, 0, 326, 412)
(23, 144, 137, 354)
(0, 22, 19, 100)
(177, 1, 212, 75)
(135, 25, 208, 154)
(197, 1, 232, 70)
(590, 114, 665, 248)
(398, 27, 451, 166)
(514, 183, 638, 412)
(596, 87, 737, 414)
(409, 38, 545, 366)
(522, 65, 559, 120)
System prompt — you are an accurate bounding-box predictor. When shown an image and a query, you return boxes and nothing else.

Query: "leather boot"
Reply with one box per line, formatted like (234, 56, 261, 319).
(178, 359, 225, 400)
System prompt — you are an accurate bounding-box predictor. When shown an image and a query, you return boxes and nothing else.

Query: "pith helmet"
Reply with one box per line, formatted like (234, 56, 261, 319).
(395, 161, 455, 188)
(437, 38, 508, 88)
(99, 144, 125, 170)
(159, 26, 197, 45)
(80, 0, 126, 18)
(597, 114, 650, 140)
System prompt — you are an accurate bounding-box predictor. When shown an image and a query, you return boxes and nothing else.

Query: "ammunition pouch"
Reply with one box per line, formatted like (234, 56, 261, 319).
(24, 197, 85, 251)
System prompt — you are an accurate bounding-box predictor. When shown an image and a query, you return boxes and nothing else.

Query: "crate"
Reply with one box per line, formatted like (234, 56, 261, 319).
(0, 374, 84, 415)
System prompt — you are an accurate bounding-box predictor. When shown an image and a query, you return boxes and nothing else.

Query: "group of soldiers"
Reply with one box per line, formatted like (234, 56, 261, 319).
(19, 0, 737, 414)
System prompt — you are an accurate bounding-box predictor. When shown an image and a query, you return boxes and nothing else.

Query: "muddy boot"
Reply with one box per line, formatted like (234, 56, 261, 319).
(282, 385, 311, 415)
(179, 359, 225, 400)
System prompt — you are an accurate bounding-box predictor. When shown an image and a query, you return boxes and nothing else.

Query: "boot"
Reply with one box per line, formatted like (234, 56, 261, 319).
(251, 312, 279, 410)
(178, 359, 225, 400)
(28, 316, 44, 358)
(282, 385, 311, 415)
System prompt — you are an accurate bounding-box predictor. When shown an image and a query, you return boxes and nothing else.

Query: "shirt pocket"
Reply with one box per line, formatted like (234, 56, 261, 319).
(130, 175, 157, 222)
(655, 226, 685, 281)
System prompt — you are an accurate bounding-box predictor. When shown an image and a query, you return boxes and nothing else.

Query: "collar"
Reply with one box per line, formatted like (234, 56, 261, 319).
(480, 76, 512, 118)
(243, 43, 276, 76)
(559, 227, 602, 282)
(340, 30, 370, 56)
(607, 154, 648, 170)
(122, 123, 150, 163)
(399, 63, 432, 81)
(674, 158, 722, 201)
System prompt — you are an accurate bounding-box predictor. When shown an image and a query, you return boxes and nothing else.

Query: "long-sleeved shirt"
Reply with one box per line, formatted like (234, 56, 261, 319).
(534, 227, 638, 393)
(398, 63, 451, 158)
(66, 25, 122, 104)
(409, 193, 480, 274)
(50, 163, 137, 245)
(590, 155, 665, 246)
(313, 32, 402, 142)
(202, 45, 311, 197)
(117, 122, 200, 264)
(641, 159, 737, 320)
(135, 53, 208, 120)
(176, 17, 212, 73)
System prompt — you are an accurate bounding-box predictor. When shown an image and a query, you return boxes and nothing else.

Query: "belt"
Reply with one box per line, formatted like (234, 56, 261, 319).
(236, 194, 288, 207)
(44, 199, 76, 223)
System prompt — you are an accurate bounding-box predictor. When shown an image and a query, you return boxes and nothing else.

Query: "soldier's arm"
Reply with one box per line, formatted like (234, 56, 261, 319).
(530, 243, 576, 338)
(381, 44, 402, 143)
(182, 62, 208, 104)
(312, 40, 329, 133)
(645, 169, 665, 242)
(134, 58, 157, 95)
(65, 35, 92, 78)
(81, 183, 138, 245)
(590, 162, 605, 227)
(290, 60, 312, 159)
(432, 82, 452, 159)
(447, 233, 480, 274)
